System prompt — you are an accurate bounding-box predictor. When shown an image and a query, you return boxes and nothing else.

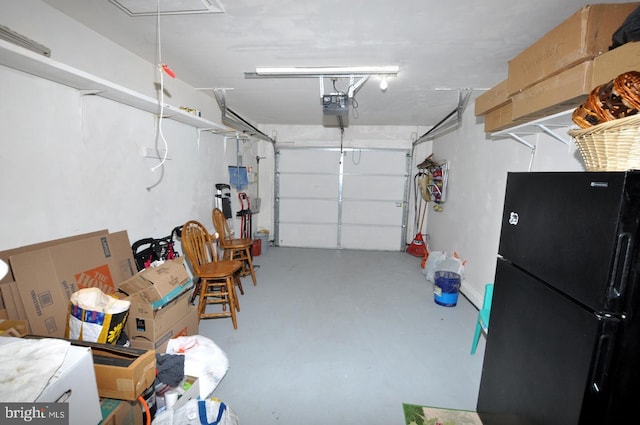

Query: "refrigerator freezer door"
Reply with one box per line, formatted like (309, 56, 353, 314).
(498, 171, 640, 313)
(477, 260, 609, 425)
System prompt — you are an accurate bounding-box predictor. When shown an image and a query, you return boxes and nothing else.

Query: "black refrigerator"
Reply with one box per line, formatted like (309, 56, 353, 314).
(476, 171, 640, 425)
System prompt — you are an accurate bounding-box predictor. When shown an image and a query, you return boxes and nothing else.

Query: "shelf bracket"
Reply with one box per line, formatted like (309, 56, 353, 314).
(505, 132, 536, 150)
(534, 124, 571, 145)
(79, 89, 104, 96)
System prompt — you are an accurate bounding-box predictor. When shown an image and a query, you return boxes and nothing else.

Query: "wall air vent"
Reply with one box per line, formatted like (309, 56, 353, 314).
(109, 0, 224, 16)
(0, 25, 50, 57)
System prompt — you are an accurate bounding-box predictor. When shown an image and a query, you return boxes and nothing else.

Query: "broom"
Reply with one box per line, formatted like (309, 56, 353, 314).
(406, 173, 429, 257)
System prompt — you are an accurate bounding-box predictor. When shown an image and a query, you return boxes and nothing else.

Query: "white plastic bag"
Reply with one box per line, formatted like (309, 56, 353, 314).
(152, 398, 239, 425)
(424, 251, 466, 282)
(424, 251, 447, 282)
(166, 335, 229, 399)
(436, 256, 465, 280)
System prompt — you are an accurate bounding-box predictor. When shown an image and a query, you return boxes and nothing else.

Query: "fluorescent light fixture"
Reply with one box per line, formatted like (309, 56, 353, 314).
(253, 66, 399, 77)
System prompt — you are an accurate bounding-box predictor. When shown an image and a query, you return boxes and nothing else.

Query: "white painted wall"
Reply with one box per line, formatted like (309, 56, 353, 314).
(0, 0, 263, 252)
(428, 95, 584, 307)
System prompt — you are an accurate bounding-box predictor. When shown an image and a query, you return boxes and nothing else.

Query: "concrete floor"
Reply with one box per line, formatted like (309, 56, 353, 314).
(198, 247, 486, 424)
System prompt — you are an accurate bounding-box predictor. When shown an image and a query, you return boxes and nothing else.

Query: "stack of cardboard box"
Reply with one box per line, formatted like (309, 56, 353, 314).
(0, 229, 201, 424)
(476, 3, 640, 133)
(0, 230, 198, 350)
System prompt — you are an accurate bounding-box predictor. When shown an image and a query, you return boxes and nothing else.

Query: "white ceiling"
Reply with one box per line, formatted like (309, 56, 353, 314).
(41, 0, 636, 128)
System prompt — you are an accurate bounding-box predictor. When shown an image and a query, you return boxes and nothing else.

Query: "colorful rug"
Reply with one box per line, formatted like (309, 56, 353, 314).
(403, 403, 483, 425)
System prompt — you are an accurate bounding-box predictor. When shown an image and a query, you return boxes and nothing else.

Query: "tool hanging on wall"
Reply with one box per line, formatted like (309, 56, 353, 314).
(237, 192, 252, 239)
(417, 154, 448, 211)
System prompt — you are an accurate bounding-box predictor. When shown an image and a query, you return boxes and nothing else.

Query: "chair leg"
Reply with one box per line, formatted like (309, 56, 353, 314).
(245, 247, 257, 286)
(235, 273, 244, 296)
(197, 280, 208, 317)
(190, 278, 201, 305)
(471, 322, 482, 354)
(227, 276, 238, 329)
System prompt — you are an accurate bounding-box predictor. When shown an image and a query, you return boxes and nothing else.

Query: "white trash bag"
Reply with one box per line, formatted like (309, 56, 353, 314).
(424, 251, 466, 283)
(152, 398, 239, 425)
(423, 250, 447, 282)
(165, 335, 229, 399)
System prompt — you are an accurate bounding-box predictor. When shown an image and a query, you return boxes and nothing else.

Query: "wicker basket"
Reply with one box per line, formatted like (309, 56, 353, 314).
(568, 114, 640, 171)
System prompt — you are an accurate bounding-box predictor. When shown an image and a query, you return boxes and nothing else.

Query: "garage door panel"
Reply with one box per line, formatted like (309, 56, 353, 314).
(278, 223, 337, 248)
(343, 150, 407, 174)
(341, 225, 401, 251)
(343, 175, 406, 200)
(342, 200, 403, 224)
(279, 174, 338, 198)
(279, 198, 337, 223)
(277, 148, 408, 251)
(278, 150, 341, 173)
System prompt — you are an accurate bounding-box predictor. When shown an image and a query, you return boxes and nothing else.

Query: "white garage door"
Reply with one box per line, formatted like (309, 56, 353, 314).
(276, 147, 409, 251)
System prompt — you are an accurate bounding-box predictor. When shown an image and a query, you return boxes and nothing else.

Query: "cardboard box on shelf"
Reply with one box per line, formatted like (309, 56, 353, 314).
(511, 61, 593, 121)
(483, 100, 527, 133)
(126, 289, 199, 353)
(72, 340, 156, 401)
(592, 41, 640, 86)
(8, 231, 136, 337)
(507, 3, 639, 95)
(475, 79, 510, 116)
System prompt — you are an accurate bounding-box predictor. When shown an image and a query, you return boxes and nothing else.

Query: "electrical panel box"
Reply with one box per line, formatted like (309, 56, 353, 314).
(322, 94, 349, 115)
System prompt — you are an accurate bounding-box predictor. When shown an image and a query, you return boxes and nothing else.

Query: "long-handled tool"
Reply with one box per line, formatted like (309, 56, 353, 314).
(406, 172, 429, 257)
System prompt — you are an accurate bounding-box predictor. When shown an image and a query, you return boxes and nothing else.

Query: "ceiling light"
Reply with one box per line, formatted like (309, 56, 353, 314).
(250, 66, 399, 78)
(379, 78, 388, 91)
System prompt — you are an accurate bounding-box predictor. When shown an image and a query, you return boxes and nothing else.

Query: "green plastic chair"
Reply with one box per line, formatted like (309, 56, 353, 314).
(471, 283, 494, 354)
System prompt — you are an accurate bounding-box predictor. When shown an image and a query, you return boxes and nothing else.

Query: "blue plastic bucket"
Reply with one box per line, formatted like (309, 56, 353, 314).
(434, 271, 461, 307)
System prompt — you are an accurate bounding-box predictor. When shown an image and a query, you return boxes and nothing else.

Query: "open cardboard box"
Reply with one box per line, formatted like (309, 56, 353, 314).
(117, 257, 192, 310)
(117, 258, 197, 352)
(125, 289, 199, 352)
(70, 339, 156, 401)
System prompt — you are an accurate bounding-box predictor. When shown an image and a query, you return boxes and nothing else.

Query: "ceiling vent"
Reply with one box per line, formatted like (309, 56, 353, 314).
(109, 0, 224, 16)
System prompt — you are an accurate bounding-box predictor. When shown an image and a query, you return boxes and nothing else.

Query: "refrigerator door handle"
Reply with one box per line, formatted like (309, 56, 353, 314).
(589, 316, 618, 394)
(607, 232, 632, 303)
